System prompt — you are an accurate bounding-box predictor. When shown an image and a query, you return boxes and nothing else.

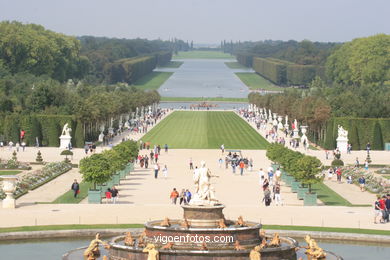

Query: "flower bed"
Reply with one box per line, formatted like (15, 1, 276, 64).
(0, 159, 31, 170)
(342, 166, 390, 194)
(0, 162, 72, 199)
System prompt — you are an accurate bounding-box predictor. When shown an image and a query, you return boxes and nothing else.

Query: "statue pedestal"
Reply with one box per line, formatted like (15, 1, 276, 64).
(59, 135, 72, 149)
(2, 197, 15, 209)
(182, 204, 225, 228)
(337, 137, 348, 152)
(292, 129, 299, 138)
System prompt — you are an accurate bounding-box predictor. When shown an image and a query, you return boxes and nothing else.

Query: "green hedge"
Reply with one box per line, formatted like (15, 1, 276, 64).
(236, 52, 254, 67)
(0, 114, 85, 148)
(104, 55, 158, 84)
(286, 65, 325, 85)
(155, 51, 172, 66)
(252, 57, 287, 85)
(322, 117, 390, 150)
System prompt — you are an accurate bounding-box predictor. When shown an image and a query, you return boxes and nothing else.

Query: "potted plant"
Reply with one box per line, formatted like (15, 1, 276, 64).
(80, 153, 113, 204)
(295, 156, 322, 206)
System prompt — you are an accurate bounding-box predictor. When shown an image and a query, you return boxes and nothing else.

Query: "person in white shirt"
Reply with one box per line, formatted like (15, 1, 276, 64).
(275, 168, 282, 183)
(258, 168, 265, 186)
(162, 165, 168, 179)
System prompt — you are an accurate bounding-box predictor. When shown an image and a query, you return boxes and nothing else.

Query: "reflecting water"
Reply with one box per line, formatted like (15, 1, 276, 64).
(1, 237, 390, 260)
(156, 59, 250, 98)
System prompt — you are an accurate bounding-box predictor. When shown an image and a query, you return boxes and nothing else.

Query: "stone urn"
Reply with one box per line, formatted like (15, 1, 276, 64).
(1, 175, 18, 208)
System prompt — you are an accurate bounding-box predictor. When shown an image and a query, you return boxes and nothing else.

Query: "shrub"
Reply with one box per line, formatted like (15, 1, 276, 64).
(36, 150, 43, 162)
(331, 159, 344, 167)
(372, 122, 384, 150)
(80, 153, 113, 190)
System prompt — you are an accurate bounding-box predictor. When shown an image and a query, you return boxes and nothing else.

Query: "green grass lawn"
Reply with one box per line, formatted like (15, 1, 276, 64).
(141, 111, 268, 149)
(235, 72, 284, 91)
(225, 62, 249, 69)
(173, 51, 234, 59)
(0, 170, 22, 175)
(157, 61, 183, 68)
(133, 72, 173, 90)
(160, 97, 248, 102)
(51, 182, 90, 204)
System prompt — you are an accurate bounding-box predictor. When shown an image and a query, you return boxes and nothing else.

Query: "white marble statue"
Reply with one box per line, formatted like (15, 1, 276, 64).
(337, 125, 348, 139)
(190, 161, 219, 206)
(61, 123, 71, 137)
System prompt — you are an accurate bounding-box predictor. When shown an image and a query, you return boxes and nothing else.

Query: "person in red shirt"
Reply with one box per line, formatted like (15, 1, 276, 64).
(170, 188, 179, 204)
(379, 196, 388, 223)
(239, 161, 245, 176)
(20, 129, 26, 140)
(336, 168, 342, 183)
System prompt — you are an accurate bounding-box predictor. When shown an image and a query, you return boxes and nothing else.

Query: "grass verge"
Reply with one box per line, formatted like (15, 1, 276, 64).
(51, 182, 90, 204)
(225, 62, 249, 69)
(158, 61, 183, 68)
(0, 170, 22, 175)
(133, 72, 173, 90)
(0, 224, 144, 233)
(160, 97, 248, 102)
(235, 72, 284, 91)
(0, 224, 389, 236)
(311, 182, 369, 207)
(173, 51, 234, 59)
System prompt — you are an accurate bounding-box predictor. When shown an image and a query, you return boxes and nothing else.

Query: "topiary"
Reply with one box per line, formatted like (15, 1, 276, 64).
(12, 151, 17, 161)
(74, 121, 84, 148)
(372, 122, 384, 150)
(331, 159, 344, 167)
(36, 150, 43, 162)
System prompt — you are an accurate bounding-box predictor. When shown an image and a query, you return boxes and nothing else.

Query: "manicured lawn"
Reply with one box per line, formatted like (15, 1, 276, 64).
(225, 62, 249, 69)
(51, 182, 90, 204)
(0, 224, 143, 233)
(235, 72, 284, 91)
(160, 97, 248, 102)
(133, 72, 173, 90)
(173, 51, 234, 59)
(311, 182, 369, 207)
(0, 170, 22, 175)
(141, 111, 268, 149)
(158, 61, 183, 68)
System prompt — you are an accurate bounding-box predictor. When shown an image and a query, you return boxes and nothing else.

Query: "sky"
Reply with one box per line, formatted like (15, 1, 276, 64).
(1, 0, 389, 44)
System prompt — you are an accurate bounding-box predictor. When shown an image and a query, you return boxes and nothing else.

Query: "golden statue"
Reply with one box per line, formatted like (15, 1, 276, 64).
(249, 245, 261, 260)
(102, 256, 108, 260)
(160, 217, 171, 227)
(161, 242, 174, 250)
(235, 216, 247, 227)
(234, 240, 245, 251)
(124, 232, 135, 246)
(259, 229, 266, 239)
(259, 238, 267, 250)
(269, 233, 280, 247)
(83, 233, 110, 260)
(181, 218, 190, 228)
(201, 242, 208, 251)
(138, 230, 147, 248)
(218, 218, 227, 228)
(142, 243, 159, 260)
(304, 235, 326, 259)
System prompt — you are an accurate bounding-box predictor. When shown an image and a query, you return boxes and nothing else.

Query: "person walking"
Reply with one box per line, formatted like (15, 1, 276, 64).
(336, 168, 342, 183)
(164, 144, 168, 153)
(374, 196, 382, 224)
(105, 188, 112, 203)
(358, 176, 366, 191)
(185, 189, 192, 204)
(21, 141, 26, 152)
(220, 144, 225, 154)
(218, 158, 223, 168)
(144, 156, 149, 168)
(239, 160, 245, 176)
(364, 160, 369, 171)
(162, 165, 168, 179)
(275, 168, 282, 183)
(263, 187, 272, 206)
(111, 186, 119, 204)
(179, 189, 186, 205)
(154, 153, 159, 163)
(170, 188, 179, 204)
(71, 179, 80, 198)
(273, 183, 282, 206)
(154, 163, 160, 179)
(189, 158, 193, 170)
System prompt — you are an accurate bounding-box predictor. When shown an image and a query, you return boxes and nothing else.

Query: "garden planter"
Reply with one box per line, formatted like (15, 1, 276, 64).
(119, 170, 126, 179)
(285, 175, 294, 186)
(304, 193, 317, 206)
(88, 189, 102, 204)
(271, 163, 280, 171)
(291, 181, 300, 193)
(112, 173, 120, 185)
(128, 162, 134, 172)
(297, 187, 308, 200)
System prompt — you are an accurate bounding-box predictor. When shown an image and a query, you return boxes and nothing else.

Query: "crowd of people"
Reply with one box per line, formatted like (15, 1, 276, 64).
(170, 188, 192, 205)
(259, 167, 283, 206)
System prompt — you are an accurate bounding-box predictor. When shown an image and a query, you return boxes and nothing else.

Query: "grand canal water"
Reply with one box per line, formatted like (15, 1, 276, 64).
(156, 59, 252, 98)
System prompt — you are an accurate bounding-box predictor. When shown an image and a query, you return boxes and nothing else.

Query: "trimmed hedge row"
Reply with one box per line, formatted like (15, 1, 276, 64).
(104, 51, 172, 84)
(253, 57, 287, 85)
(236, 52, 254, 67)
(322, 117, 390, 150)
(251, 57, 324, 86)
(0, 114, 84, 147)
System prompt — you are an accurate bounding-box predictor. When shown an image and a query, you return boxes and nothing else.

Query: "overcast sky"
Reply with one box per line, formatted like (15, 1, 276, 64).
(1, 0, 389, 44)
